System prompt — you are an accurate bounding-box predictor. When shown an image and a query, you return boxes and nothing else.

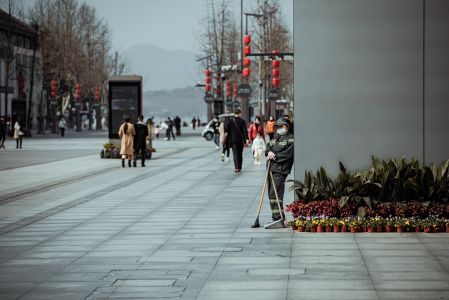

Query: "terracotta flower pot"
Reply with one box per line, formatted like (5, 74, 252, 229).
(341, 225, 347, 232)
(386, 225, 394, 232)
(311, 225, 317, 232)
(376, 226, 383, 232)
(446, 225, 449, 233)
(367, 226, 374, 233)
(326, 225, 332, 232)
(333, 224, 340, 233)
(350, 226, 357, 233)
(415, 226, 421, 232)
(396, 227, 403, 233)
(432, 227, 439, 233)
(424, 226, 431, 233)
(297, 226, 304, 232)
(317, 225, 323, 233)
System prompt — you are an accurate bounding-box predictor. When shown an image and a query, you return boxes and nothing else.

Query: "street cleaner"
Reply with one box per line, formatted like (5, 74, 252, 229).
(264, 117, 294, 229)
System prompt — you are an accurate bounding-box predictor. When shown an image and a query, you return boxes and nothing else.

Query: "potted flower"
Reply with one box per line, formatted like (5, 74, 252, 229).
(394, 218, 404, 233)
(287, 220, 297, 230)
(340, 219, 348, 232)
(445, 219, 449, 233)
(412, 217, 421, 232)
(324, 218, 333, 232)
(295, 218, 307, 232)
(374, 216, 386, 232)
(421, 218, 432, 233)
(349, 218, 360, 233)
(366, 218, 376, 233)
(329, 218, 339, 232)
(385, 217, 394, 232)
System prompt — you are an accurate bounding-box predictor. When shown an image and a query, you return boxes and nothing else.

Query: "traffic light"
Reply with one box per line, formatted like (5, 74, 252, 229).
(95, 86, 100, 101)
(51, 79, 57, 97)
(75, 83, 81, 100)
(242, 34, 251, 78)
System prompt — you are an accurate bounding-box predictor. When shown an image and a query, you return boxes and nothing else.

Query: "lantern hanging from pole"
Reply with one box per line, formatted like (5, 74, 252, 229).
(272, 60, 280, 68)
(95, 86, 100, 101)
(216, 88, 221, 96)
(272, 78, 280, 87)
(272, 68, 280, 77)
(242, 67, 251, 77)
(244, 34, 251, 45)
(205, 77, 211, 84)
(205, 84, 211, 92)
(205, 69, 211, 77)
(244, 46, 251, 56)
(243, 57, 251, 67)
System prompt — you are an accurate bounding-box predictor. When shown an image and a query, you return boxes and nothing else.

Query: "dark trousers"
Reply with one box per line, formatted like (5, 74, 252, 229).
(0, 135, 5, 147)
(134, 146, 146, 165)
(267, 172, 287, 221)
(222, 143, 230, 157)
(175, 126, 181, 136)
(167, 128, 175, 140)
(231, 142, 244, 170)
(60, 128, 65, 137)
(16, 137, 22, 149)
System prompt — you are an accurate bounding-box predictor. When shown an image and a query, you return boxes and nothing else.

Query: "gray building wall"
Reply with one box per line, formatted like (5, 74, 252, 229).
(294, 0, 449, 177)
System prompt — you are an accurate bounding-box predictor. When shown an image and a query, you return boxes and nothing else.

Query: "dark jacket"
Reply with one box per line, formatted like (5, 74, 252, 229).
(210, 119, 220, 134)
(225, 117, 248, 144)
(0, 120, 5, 136)
(266, 132, 294, 175)
(134, 122, 149, 149)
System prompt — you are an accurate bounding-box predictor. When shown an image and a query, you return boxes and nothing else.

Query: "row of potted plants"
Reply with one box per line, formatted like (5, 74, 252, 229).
(290, 216, 449, 233)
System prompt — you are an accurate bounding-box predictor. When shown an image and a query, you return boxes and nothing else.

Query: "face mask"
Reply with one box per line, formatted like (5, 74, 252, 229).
(269, 117, 273, 121)
(255, 120, 259, 124)
(277, 128, 287, 136)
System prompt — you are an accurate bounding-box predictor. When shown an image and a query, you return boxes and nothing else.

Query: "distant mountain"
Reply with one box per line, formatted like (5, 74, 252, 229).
(123, 44, 200, 91)
(143, 87, 207, 120)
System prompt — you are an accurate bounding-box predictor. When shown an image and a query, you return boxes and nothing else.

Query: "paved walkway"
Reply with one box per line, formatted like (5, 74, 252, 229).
(0, 129, 448, 300)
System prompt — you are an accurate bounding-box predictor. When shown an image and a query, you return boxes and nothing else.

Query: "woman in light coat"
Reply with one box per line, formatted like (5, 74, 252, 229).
(13, 117, 24, 149)
(118, 116, 135, 168)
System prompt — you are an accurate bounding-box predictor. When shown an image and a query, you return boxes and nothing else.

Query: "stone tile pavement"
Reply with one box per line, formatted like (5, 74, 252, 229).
(0, 129, 448, 299)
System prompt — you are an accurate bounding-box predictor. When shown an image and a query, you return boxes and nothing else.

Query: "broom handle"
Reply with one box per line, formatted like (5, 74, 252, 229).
(270, 170, 284, 221)
(255, 161, 271, 215)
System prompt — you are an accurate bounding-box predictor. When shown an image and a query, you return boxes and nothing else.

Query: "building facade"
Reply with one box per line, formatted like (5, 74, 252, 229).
(0, 9, 42, 130)
(293, 0, 449, 177)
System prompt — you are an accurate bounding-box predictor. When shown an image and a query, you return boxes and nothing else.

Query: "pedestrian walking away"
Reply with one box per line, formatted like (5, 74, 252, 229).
(248, 116, 265, 143)
(118, 116, 135, 168)
(58, 117, 67, 137)
(210, 115, 220, 149)
(219, 115, 231, 162)
(264, 118, 294, 229)
(0, 116, 6, 148)
(265, 115, 276, 141)
(166, 117, 176, 140)
(225, 109, 249, 173)
(134, 115, 149, 167)
(192, 117, 196, 130)
(252, 133, 266, 166)
(13, 117, 24, 149)
(174, 115, 181, 136)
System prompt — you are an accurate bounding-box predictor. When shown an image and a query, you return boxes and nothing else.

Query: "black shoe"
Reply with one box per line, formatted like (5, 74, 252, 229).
(122, 159, 125, 168)
(142, 164, 146, 167)
(128, 160, 132, 167)
(133, 161, 137, 167)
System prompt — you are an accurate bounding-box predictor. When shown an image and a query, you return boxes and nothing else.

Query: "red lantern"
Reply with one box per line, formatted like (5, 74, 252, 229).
(51, 80, 57, 97)
(205, 84, 211, 92)
(75, 83, 81, 100)
(226, 91, 231, 97)
(244, 46, 251, 56)
(95, 86, 100, 101)
(272, 68, 280, 77)
(272, 78, 280, 87)
(272, 60, 280, 68)
(243, 57, 251, 67)
(205, 69, 211, 77)
(216, 88, 221, 96)
(205, 77, 211, 84)
(244, 34, 251, 45)
(242, 67, 251, 77)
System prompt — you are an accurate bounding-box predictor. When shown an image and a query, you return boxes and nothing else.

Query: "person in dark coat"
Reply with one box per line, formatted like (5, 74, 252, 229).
(166, 117, 176, 140)
(0, 116, 6, 148)
(225, 109, 249, 173)
(192, 117, 196, 130)
(174, 116, 181, 136)
(265, 118, 294, 228)
(134, 114, 149, 167)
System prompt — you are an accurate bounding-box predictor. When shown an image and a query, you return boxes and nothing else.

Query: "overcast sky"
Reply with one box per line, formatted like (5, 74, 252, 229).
(81, 0, 293, 53)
